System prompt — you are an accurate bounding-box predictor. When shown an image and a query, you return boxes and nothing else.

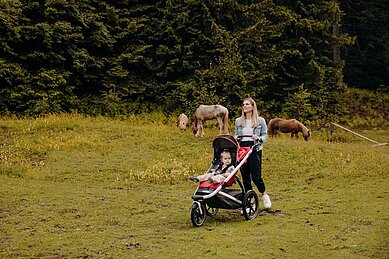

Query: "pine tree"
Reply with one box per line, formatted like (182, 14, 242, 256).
(340, 0, 389, 90)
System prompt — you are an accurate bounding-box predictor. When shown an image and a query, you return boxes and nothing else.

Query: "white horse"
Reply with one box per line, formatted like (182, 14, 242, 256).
(192, 105, 229, 137)
(177, 113, 188, 131)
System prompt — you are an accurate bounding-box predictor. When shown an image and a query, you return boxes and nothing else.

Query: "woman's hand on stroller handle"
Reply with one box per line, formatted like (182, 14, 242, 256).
(251, 134, 263, 142)
(236, 135, 263, 144)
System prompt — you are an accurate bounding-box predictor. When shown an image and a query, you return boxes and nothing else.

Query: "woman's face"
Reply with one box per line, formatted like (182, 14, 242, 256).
(242, 100, 253, 114)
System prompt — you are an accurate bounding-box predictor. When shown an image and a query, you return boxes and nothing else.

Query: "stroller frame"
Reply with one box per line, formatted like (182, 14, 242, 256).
(190, 135, 260, 227)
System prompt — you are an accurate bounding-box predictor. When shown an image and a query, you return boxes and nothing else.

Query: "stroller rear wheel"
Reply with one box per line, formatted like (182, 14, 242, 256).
(191, 201, 206, 227)
(242, 190, 259, 220)
(205, 204, 219, 217)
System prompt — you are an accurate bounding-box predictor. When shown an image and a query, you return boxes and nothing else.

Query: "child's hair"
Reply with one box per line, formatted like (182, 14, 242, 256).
(220, 150, 231, 159)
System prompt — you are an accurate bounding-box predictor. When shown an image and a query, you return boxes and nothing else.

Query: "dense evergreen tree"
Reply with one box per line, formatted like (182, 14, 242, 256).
(1, 0, 381, 120)
(340, 0, 389, 90)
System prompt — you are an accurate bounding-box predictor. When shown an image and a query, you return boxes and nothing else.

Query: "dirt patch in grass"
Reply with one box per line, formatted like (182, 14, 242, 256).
(259, 209, 286, 216)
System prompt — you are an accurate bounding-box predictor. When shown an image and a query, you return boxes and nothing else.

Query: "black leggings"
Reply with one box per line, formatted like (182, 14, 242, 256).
(240, 141, 266, 193)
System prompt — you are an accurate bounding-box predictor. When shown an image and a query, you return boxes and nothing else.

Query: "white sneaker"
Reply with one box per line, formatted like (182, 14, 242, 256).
(262, 193, 272, 209)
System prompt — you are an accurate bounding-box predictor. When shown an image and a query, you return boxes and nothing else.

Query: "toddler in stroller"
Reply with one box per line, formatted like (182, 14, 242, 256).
(189, 150, 235, 183)
(190, 135, 260, 227)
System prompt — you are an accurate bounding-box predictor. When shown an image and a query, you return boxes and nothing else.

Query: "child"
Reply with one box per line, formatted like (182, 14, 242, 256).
(189, 150, 235, 183)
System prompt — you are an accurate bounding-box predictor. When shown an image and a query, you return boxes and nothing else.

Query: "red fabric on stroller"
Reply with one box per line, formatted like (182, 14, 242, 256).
(198, 175, 235, 189)
(238, 146, 250, 163)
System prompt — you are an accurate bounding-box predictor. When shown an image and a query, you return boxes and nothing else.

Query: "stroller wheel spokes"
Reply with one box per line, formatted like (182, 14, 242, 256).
(191, 201, 206, 227)
(242, 190, 259, 220)
(205, 204, 219, 217)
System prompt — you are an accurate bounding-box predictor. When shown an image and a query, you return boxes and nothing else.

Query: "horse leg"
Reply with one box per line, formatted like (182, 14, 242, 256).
(195, 120, 203, 137)
(195, 120, 200, 137)
(217, 117, 223, 135)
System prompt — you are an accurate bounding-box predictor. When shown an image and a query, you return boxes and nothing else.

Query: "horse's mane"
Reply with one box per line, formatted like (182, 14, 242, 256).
(296, 120, 310, 137)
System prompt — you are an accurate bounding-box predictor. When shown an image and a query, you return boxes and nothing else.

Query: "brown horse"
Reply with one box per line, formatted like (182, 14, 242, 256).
(192, 105, 229, 137)
(177, 113, 188, 131)
(268, 118, 311, 141)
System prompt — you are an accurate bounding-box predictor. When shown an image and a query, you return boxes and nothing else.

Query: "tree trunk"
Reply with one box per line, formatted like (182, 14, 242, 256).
(333, 24, 341, 66)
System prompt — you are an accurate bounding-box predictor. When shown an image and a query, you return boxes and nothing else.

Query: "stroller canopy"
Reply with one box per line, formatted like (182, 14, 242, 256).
(212, 135, 239, 166)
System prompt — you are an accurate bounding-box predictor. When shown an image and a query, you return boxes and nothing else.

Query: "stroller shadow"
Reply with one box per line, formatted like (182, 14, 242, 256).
(200, 209, 285, 224)
(181, 209, 287, 230)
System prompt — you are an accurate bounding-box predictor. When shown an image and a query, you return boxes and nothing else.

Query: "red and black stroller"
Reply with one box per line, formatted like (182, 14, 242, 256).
(190, 135, 260, 227)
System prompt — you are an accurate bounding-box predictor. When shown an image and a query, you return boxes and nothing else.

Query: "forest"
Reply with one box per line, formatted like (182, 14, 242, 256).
(0, 0, 388, 120)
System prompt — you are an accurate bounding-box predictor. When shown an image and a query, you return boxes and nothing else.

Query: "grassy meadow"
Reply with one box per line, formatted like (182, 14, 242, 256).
(0, 114, 388, 258)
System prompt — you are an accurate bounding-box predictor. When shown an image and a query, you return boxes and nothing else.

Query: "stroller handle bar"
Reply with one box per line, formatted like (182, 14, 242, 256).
(236, 135, 263, 144)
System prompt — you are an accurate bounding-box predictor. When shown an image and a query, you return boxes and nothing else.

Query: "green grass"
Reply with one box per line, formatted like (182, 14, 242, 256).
(0, 115, 388, 258)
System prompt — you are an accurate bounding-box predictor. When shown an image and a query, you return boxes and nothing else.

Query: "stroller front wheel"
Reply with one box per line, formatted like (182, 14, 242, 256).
(190, 201, 206, 227)
(242, 190, 259, 220)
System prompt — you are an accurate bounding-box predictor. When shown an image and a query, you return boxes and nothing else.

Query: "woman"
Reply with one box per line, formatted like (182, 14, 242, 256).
(235, 97, 271, 209)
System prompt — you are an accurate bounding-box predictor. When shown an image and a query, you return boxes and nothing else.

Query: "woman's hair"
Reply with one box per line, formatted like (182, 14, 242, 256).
(237, 97, 259, 128)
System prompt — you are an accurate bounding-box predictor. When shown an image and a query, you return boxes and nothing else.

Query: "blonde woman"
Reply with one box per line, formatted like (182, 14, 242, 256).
(234, 98, 271, 209)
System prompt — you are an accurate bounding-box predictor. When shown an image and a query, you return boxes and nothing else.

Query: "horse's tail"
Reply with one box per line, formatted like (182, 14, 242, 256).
(268, 118, 277, 135)
(268, 119, 273, 128)
(267, 120, 272, 132)
(222, 109, 229, 134)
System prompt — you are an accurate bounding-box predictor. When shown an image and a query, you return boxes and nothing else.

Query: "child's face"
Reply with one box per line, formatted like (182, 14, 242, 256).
(221, 154, 231, 165)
